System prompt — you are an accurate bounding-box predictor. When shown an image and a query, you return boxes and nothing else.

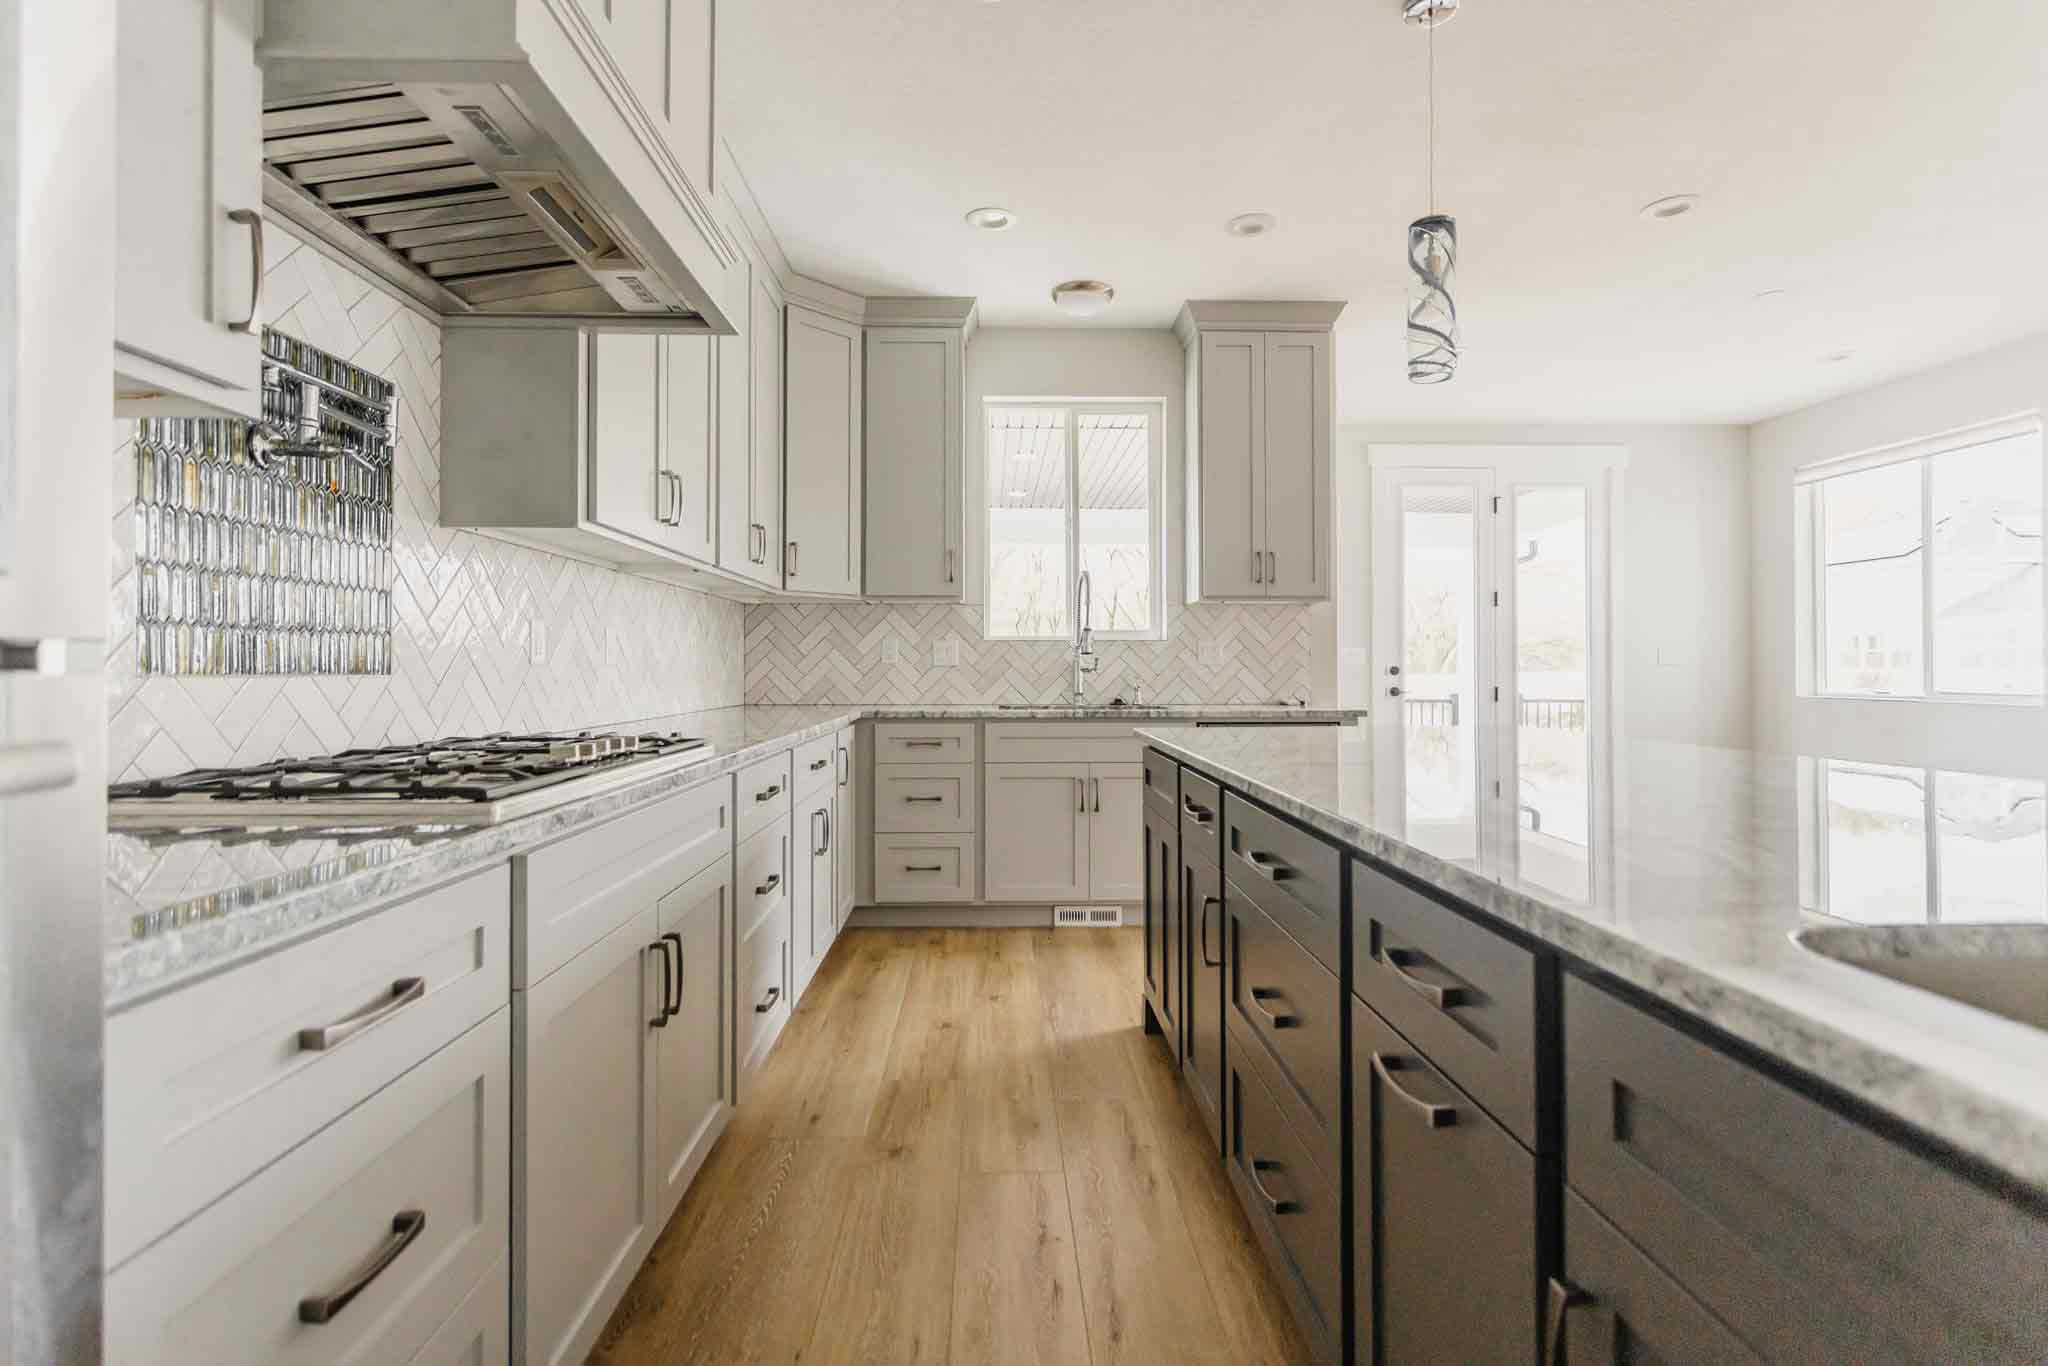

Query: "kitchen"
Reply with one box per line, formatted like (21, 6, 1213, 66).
(5, 0, 2048, 1362)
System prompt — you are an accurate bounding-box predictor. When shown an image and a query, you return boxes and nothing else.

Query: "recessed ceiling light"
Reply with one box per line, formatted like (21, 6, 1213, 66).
(964, 206, 1015, 231)
(1226, 212, 1278, 238)
(1051, 280, 1115, 318)
(1639, 193, 1702, 222)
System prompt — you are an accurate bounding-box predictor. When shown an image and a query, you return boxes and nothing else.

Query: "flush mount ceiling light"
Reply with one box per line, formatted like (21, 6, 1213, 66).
(1403, 0, 1460, 384)
(1226, 212, 1278, 238)
(1640, 193, 1702, 221)
(1051, 280, 1115, 318)
(964, 206, 1015, 231)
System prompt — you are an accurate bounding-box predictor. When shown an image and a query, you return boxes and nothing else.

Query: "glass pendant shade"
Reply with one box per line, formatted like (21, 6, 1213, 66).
(1406, 214, 1459, 384)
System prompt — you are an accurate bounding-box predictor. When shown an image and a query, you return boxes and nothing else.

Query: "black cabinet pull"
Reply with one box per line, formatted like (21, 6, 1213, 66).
(1371, 1051, 1459, 1129)
(755, 872, 782, 897)
(661, 931, 683, 1019)
(649, 941, 672, 1028)
(754, 783, 782, 802)
(1246, 1159, 1301, 1216)
(905, 863, 944, 873)
(1248, 986, 1299, 1029)
(904, 794, 945, 804)
(1244, 850, 1292, 882)
(1199, 895, 1222, 969)
(1377, 944, 1469, 1011)
(1543, 1277, 1594, 1366)
(809, 757, 830, 772)
(754, 986, 782, 1014)
(298, 1210, 426, 1324)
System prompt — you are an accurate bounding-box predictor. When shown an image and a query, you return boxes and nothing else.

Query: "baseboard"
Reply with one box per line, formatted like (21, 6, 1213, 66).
(848, 903, 1136, 928)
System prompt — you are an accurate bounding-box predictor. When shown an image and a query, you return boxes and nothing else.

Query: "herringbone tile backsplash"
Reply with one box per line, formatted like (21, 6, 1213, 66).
(107, 222, 744, 782)
(744, 600, 1314, 705)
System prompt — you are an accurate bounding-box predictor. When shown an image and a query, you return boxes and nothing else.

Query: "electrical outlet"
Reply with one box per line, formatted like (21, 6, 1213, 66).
(530, 621, 547, 663)
(932, 636, 960, 668)
(1198, 641, 1225, 669)
(880, 637, 901, 665)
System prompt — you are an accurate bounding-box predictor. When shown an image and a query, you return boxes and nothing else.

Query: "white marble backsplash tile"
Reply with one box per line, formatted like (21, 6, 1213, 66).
(107, 222, 744, 781)
(744, 599, 1314, 705)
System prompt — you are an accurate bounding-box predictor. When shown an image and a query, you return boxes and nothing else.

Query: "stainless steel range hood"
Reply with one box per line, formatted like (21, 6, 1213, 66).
(264, 84, 706, 321)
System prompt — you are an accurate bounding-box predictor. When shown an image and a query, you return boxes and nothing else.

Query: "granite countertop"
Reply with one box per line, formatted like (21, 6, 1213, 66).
(1135, 723, 2048, 1194)
(107, 702, 1363, 1009)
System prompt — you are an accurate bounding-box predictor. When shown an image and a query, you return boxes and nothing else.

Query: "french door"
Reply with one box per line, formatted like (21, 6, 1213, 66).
(1369, 449, 1618, 903)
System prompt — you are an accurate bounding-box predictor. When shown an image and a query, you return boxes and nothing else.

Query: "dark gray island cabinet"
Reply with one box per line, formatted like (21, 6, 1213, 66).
(1141, 744, 2048, 1366)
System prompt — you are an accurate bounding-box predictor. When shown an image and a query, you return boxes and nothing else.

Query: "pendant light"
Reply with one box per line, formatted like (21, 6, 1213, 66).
(1404, 0, 1459, 384)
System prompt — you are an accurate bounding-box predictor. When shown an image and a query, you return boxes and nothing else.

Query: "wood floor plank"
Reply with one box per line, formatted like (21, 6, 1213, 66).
(950, 1172, 1093, 1366)
(882, 928, 977, 1083)
(960, 931, 1062, 1173)
(1040, 928, 1146, 1101)
(771, 932, 914, 1138)
(1059, 1097, 1239, 1366)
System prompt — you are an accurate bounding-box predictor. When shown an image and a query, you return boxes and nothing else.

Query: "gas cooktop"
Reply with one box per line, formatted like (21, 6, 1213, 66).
(107, 731, 713, 827)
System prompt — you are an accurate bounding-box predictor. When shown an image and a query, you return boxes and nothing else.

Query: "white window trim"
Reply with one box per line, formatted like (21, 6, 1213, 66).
(1798, 414, 2046, 705)
(981, 399, 1167, 643)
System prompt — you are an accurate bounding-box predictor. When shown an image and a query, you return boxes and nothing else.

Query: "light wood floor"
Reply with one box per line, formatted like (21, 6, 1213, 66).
(588, 926, 1313, 1366)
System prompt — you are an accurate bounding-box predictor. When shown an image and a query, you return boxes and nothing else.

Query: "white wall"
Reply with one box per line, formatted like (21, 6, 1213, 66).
(1749, 331, 2048, 775)
(1336, 424, 1753, 747)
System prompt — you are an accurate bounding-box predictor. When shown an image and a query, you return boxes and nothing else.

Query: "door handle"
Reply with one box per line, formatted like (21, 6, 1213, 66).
(1248, 986, 1298, 1029)
(1543, 1278, 1594, 1366)
(754, 985, 782, 1013)
(754, 872, 782, 896)
(661, 931, 683, 1019)
(1245, 1158, 1301, 1216)
(297, 1210, 426, 1324)
(227, 208, 264, 334)
(649, 940, 673, 1028)
(1199, 894, 1221, 968)
(297, 977, 426, 1052)
(0, 741, 78, 798)
(1376, 944, 1468, 1011)
(1371, 1051, 1459, 1129)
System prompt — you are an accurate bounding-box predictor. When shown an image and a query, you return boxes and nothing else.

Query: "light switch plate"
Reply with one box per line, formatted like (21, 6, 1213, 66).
(881, 637, 901, 665)
(932, 636, 960, 668)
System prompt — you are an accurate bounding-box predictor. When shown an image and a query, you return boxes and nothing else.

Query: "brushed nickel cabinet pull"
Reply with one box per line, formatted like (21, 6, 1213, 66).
(754, 986, 781, 1013)
(1377, 944, 1468, 1011)
(1246, 1159, 1300, 1216)
(1199, 894, 1222, 968)
(1248, 986, 1299, 1030)
(1252, 548, 1263, 583)
(1182, 796, 1214, 825)
(297, 977, 425, 1052)
(755, 783, 782, 802)
(786, 540, 798, 577)
(754, 872, 781, 896)
(809, 756, 831, 772)
(836, 746, 849, 785)
(1371, 1051, 1459, 1129)
(1267, 551, 1277, 584)
(1243, 850, 1293, 882)
(903, 739, 945, 749)
(905, 863, 944, 873)
(227, 208, 264, 334)
(298, 1210, 426, 1324)
(1543, 1278, 1594, 1366)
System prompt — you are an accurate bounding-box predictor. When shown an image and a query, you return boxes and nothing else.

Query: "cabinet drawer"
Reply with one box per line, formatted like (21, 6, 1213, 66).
(518, 778, 732, 985)
(1226, 1012, 1341, 1363)
(107, 1009, 511, 1366)
(874, 721, 977, 764)
(1559, 1192, 1759, 1366)
(1565, 973, 2048, 1362)
(1142, 747, 1179, 809)
(737, 750, 794, 841)
(1355, 999, 1540, 1366)
(1352, 854, 1543, 1149)
(874, 763, 977, 832)
(793, 733, 838, 797)
(873, 834, 978, 902)
(410, 1255, 509, 1366)
(985, 720, 1141, 764)
(108, 865, 510, 1268)
(737, 818, 790, 943)
(1227, 894, 1341, 1177)
(1223, 792, 1341, 971)
(738, 903, 790, 1077)
(1180, 767, 1222, 866)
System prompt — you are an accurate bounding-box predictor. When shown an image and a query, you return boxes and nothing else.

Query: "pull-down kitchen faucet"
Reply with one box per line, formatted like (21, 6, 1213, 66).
(1071, 569, 1098, 703)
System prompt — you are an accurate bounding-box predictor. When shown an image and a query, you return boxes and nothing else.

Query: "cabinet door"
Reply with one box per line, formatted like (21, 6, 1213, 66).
(792, 796, 835, 1001)
(783, 305, 864, 595)
(661, 333, 718, 564)
(864, 327, 963, 597)
(834, 730, 857, 922)
(1356, 999, 1539, 1366)
(587, 332, 665, 547)
(1087, 762, 1145, 902)
(1141, 800, 1179, 1047)
(1197, 331, 1266, 598)
(984, 763, 1091, 903)
(1181, 852, 1225, 1153)
(113, 0, 262, 416)
(519, 908, 661, 1366)
(655, 858, 731, 1222)
(752, 272, 784, 587)
(1557, 1192, 1760, 1366)
(716, 255, 755, 579)
(1260, 332, 1330, 598)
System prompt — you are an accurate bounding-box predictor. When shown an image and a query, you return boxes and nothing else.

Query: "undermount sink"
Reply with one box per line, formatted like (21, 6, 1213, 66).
(1791, 924, 2048, 1031)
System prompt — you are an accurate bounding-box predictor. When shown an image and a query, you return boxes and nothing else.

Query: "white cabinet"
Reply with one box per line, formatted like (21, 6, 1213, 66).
(793, 787, 837, 1001)
(737, 820, 793, 1079)
(572, 0, 716, 192)
(113, 0, 263, 419)
(714, 201, 783, 590)
(783, 304, 865, 595)
(662, 331, 719, 563)
(653, 856, 733, 1222)
(834, 727, 859, 923)
(1179, 303, 1343, 602)
(753, 271, 785, 581)
(985, 761, 1144, 904)
(864, 301, 975, 598)
(587, 332, 665, 548)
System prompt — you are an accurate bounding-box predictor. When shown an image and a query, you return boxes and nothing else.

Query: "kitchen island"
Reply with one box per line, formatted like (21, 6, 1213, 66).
(1138, 722, 2048, 1364)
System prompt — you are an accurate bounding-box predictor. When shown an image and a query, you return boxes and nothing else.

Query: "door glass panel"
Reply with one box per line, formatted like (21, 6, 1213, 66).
(1514, 487, 1591, 901)
(1936, 770, 2047, 922)
(1400, 484, 1480, 864)
(1076, 412, 1153, 632)
(985, 407, 1069, 638)
(1825, 760, 1927, 921)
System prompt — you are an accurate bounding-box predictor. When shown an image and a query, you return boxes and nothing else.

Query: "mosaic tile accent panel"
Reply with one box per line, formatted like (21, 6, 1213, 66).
(108, 221, 744, 782)
(744, 600, 1314, 705)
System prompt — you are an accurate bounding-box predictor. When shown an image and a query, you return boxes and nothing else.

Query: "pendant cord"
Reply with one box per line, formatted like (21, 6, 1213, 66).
(1428, 14, 1437, 215)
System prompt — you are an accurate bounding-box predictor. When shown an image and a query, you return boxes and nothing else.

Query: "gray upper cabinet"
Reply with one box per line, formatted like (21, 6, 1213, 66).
(864, 300, 974, 598)
(712, 194, 783, 591)
(113, 0, 263, 419)
(783, 304, 864, 596)
(572, 0, 716, 195)
(1178, 302, 1341, 602)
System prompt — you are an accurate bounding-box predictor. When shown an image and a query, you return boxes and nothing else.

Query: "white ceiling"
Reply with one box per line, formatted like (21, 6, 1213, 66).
(722, 0, 2048, 425)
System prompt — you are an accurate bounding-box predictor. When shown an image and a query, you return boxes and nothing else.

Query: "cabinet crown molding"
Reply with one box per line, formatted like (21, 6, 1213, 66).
(1174, 300, 1347, 344)
(863, 295, 980, 340)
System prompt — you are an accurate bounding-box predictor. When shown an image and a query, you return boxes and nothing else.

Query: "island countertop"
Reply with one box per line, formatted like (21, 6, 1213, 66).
(1135, 722, 2048, 1196)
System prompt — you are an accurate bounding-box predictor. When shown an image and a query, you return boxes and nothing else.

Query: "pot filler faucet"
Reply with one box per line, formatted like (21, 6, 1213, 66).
(1072, 569, 1099, 703)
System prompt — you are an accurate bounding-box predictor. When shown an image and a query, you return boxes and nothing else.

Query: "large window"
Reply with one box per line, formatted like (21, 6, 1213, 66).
(1800, 418, 2044, 699)
(984, 403, 1163, 640)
